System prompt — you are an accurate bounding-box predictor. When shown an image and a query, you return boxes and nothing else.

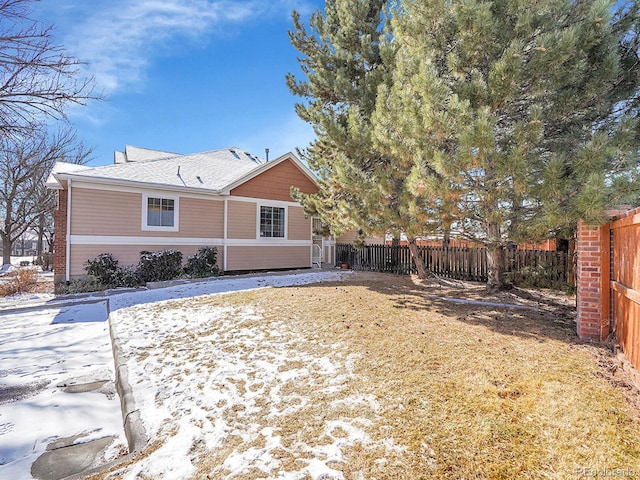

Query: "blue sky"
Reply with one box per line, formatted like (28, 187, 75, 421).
(33, 0, 323, 166)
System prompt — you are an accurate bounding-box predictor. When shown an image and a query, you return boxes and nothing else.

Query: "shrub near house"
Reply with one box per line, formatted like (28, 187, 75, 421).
(66, 247, 221, 293)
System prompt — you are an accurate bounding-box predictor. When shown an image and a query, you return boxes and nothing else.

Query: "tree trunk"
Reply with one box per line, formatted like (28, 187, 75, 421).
(407, 236, 428, 279)
(36, 213, 45, 264)
(391, 234, 400, 273)
(486, 243, 507, 290)
(486, 222, 507, 290)
(443, 226, 451, 274)
(2, 234, 11, 265)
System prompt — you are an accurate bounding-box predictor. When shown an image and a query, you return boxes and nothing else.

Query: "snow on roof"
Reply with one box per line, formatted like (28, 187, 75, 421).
(45, 162, 93, 189)
(56, 147, 266, 193)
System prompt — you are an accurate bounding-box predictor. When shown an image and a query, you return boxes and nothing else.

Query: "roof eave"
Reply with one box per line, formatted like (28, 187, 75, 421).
(49, 172, 225, 196)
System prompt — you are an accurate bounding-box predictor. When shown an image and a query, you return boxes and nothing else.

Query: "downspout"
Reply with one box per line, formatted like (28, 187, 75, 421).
(309, 215, 313, 267)
(66, 178, 72, 283)
(223, 198, 228, 271)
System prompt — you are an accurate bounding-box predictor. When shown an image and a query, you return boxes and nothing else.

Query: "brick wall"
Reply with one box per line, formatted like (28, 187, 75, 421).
(576, 221, 609, 341)
(53, 189, 67, 283)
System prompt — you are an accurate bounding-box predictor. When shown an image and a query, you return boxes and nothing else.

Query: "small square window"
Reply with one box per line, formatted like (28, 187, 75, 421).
(260, 206, 285, 238)
(143, 195, 178, 231)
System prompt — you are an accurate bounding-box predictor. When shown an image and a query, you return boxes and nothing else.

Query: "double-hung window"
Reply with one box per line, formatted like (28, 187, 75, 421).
(143, 195, 178, 231)
(260, 206, 285, 238)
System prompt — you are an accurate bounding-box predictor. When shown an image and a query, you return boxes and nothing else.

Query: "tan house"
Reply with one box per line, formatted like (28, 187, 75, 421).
(46, 146, 322, 284)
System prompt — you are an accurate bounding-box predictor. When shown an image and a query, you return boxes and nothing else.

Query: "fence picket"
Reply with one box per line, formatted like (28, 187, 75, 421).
(335, 243, 571, 286)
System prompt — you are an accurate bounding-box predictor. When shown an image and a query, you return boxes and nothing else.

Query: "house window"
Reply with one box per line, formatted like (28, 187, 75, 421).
(143, 195, 178, 231)
(260, 206, 285, 237)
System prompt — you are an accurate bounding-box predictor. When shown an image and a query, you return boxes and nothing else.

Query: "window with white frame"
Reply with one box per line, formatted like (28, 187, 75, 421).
(143, 195, 178, 231)
(260, 206, 285, 237)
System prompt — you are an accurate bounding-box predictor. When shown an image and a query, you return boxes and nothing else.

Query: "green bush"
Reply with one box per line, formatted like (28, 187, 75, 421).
(81, 248, 221, 291)
(137, 249, 183, 283)
(84, 253, 121, 286)
(184, 246, 221, 278)
(111, 264, 139, 287)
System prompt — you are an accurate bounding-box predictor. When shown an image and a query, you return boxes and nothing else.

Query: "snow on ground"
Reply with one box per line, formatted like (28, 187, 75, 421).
(107, 270, 404, 479)
(0, 269, 368, 479)
(0, 301, 127, 479)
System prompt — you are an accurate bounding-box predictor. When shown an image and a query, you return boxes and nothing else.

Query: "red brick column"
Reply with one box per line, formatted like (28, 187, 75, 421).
(53, 189, 68, 284)
(576, 220, 610, 340)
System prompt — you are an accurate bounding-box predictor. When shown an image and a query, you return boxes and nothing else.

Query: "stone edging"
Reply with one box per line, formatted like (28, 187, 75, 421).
(58, 300, 149, 480)
(107, 302, 149, 453)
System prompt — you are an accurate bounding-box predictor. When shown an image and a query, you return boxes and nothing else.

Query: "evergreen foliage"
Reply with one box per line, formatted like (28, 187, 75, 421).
(137, 250, 183, 283)
(289, 0, 640, 288)
(84, 253, 139, 288)
(84, 253, 121, 287)
(184, 246, 221, 278)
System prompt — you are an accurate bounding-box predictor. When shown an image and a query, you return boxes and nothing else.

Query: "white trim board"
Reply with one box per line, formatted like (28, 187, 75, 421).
(69, 235, 311, 248)
(70, 235, 225, 246)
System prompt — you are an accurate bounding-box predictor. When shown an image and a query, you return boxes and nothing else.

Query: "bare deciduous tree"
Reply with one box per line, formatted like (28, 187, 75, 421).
(0, 0, 96, 134)
(0, 125, 91, 265)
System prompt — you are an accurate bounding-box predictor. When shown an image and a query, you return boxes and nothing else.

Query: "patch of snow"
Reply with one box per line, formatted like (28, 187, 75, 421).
(0, 269, 387, 479)
(0, 302, 126, 479)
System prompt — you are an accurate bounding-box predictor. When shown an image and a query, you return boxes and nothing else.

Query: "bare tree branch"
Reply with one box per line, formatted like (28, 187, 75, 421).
(0, 0, 97, 135)
(0, 123, 92, 264)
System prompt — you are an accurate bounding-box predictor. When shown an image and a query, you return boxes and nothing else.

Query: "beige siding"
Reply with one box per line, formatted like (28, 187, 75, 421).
(180, 197, 224, 237)
(226, 246, 310, 271)
(287, 206, 310, 240)
(230, 159, 318, 202)
(69, 243, 224, 277)
(71, 187, 224, 238)
(71, 188, 142, 236)
(227, 200, 257, 239)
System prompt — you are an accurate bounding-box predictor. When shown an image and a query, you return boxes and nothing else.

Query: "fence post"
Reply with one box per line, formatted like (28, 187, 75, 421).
(576, 220, 610, 341)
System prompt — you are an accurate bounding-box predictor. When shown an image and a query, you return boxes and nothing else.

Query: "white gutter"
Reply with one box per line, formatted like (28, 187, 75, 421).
(66, 179, 72, 283)
(54, 172, 225, 196)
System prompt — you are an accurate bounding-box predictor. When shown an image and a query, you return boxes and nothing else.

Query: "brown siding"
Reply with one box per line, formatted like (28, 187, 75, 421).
(227, 200, 256, 239)
(71, 188, 142, 236)
(180, 197, 224, 238)
(230, 159, 318, 202)
(288, 206, 310, 240)
(69, 243, 224, 277)
(226, 246, 310, 271)
(71, 187, 224, 238)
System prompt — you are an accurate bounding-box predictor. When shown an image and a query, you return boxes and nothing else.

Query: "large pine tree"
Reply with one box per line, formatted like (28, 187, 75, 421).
(289, 0, 640, 288)
(287, 0, 434, 277)
(374, 0, 640, 288)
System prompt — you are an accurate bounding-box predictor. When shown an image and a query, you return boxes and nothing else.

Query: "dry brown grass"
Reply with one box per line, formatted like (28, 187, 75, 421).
(0, 268, 39, 296)
(225, 273, 640, 478)
(106, 272, 640, 479)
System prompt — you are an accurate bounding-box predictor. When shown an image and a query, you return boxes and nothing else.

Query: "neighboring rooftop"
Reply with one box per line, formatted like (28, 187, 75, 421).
(114, 146, 180, 164)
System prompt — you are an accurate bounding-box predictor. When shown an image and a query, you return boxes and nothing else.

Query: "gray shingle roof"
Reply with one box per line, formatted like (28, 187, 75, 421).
(61, 147, 265, 192)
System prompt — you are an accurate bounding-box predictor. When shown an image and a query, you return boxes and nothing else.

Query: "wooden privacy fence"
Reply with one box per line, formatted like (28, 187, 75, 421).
(606, 210, 640, 373)
(335, 243, 571, 285)
(576, 207, 640, 380)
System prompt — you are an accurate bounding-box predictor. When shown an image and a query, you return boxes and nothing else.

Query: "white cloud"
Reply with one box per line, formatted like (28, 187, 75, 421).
(59, 0, 313, 95)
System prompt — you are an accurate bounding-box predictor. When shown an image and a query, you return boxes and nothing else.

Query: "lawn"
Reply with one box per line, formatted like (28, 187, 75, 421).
(99, 272, 640, 479)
